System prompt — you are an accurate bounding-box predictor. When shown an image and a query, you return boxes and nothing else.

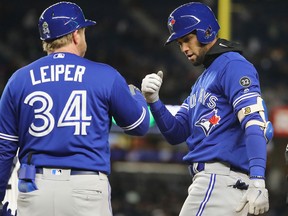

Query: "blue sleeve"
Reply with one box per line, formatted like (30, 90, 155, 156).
(109, 73, 149, 136)
(245, 125, 267, 177)
(220, 59, 261, 113)
(0, 148, 15, 201)
(0, 84, 19, 201)
(149, 99, 190, 145)
(220, 59, 268, 177)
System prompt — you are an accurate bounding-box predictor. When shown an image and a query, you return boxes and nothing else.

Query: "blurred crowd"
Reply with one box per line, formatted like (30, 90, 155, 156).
(0, 0, 288, 215)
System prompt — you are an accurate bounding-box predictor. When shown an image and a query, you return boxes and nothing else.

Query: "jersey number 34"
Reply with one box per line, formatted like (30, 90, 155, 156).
(24, 90, 92, 137)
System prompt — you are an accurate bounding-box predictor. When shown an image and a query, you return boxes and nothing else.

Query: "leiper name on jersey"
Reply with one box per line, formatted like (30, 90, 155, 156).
(30, 64, 86, 85)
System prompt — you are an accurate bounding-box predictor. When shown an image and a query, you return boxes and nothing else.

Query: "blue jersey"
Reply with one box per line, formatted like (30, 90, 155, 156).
(0, 52, 149, 199)
(150, 51, 266, 172)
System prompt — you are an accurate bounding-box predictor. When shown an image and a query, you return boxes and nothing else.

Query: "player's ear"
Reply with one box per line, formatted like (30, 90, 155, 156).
(72, 29, 85, 45)
(72, 30, 80, 45)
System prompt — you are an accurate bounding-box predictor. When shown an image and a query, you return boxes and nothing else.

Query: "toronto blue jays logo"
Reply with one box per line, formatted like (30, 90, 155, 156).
(195, 109, 221, 136)
(168, 16, 176, 32)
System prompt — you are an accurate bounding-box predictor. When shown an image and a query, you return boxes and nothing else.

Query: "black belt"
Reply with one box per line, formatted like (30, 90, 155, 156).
(36, 168, 99, 175)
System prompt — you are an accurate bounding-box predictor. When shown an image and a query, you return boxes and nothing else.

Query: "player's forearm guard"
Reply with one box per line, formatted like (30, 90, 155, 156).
(237, 97, 273, 143)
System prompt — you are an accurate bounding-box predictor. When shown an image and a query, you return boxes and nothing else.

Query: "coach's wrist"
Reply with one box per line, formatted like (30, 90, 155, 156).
(145, 94, 159, 104)
(249, 175, 265, 180)
(249, 179, 266, 188)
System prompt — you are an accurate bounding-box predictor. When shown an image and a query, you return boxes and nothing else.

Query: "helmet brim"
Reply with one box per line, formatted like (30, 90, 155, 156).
(165, 30, 192, 46)
(81, 19, 97, 28)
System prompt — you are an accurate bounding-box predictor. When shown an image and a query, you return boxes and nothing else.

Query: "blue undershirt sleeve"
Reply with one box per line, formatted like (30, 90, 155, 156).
(110, 74, 149, 136)
(149, 100, 188, 145)
(245, 125, 267, 178)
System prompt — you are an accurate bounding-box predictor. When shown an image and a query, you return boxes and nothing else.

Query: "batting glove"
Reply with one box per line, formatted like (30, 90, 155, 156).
(141, 71, 163, 103)
(236, 179, 269, 215)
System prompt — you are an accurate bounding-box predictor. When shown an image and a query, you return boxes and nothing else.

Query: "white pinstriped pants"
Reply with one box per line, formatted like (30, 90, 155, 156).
(179, 162, 250, 216)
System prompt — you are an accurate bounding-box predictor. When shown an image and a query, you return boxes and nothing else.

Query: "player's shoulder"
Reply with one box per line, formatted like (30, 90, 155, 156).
(35, 53, 120, 74)
(215, 52, 255, 72)
(87, 60, 118, 74)
(220, 51, 248, 63)
(84, 59, 123, 82)
(67, 53, 120, 75)
(9, 53, 122, 83)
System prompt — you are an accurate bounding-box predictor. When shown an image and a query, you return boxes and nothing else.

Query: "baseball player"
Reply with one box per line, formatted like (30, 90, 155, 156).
(141, 2, 273, 216)
(0, 2, 149, 216)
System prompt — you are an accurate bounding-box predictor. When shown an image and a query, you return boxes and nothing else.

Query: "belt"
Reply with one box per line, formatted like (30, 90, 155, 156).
(188, 163, 205, 177)
(36, 168, 99, 175)
(188, 162, 248, 177)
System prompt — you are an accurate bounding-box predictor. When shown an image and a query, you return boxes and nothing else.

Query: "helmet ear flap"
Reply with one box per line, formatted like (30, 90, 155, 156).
(205, 26, 213, 38)
(196, 25, 217, 44)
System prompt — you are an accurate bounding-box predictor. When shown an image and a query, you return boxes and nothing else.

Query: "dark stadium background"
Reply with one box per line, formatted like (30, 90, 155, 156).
(0, 0, 287, 215)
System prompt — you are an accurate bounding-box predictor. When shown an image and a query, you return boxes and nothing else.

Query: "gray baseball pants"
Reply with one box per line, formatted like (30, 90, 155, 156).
(179, 162, 250, 216)
(17, 168, 112, 216)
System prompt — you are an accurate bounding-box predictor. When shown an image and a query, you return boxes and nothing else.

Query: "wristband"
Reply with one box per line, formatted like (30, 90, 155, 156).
(250, 175, 265, 180)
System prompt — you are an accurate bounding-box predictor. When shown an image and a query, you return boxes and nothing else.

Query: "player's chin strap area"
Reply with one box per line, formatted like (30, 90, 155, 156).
(237, 97, 273, 143)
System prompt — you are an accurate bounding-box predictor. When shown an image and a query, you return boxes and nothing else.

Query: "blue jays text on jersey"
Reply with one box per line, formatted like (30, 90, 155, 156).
(150, 51, 268, 173)
(0, 52, 150, 201)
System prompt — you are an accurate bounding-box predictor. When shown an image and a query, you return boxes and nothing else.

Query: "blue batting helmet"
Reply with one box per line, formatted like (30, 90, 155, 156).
(38, 1, 96, 41)
(165, 2, 220, 45)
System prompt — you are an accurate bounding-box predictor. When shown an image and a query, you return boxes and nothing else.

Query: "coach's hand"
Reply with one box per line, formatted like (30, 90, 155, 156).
(141, 71, 163, 103)
(236, 179, 269, 215)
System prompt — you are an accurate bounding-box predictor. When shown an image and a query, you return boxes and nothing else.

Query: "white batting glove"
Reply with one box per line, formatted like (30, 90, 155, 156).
(236, 179, 269, 215)
(141, 71, 163, 103)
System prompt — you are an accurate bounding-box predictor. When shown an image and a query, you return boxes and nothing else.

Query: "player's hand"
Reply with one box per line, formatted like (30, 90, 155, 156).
(141, 71, 163, 103)
(236, 179, 269, 215)
(0, 202, 17, 216)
